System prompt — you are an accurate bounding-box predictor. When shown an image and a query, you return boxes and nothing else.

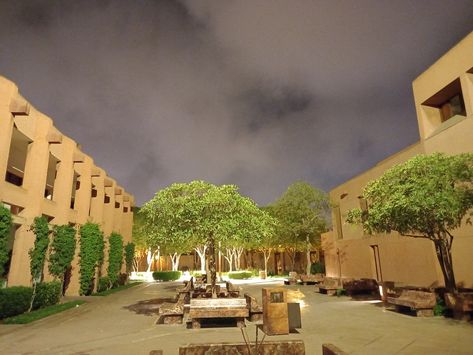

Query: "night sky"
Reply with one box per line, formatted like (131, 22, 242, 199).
(1, 1, 472, 206)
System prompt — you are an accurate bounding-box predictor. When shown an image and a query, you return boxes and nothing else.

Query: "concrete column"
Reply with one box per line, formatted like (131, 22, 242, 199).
(113, 187, 124, 234)
(460, 73, 473, 117)
(0, 83, 17, 200)
(89, 169, 105, 224)
(8, 111, 52, 286)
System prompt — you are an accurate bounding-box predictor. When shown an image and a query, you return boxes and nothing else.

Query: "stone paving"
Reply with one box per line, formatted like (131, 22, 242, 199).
(0, 280, 472, 354)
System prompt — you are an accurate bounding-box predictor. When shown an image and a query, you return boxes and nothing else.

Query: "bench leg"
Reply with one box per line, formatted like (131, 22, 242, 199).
(416, 309, 433, 317)
(236, 318, 245, 328)
(192, 319, 201, 329)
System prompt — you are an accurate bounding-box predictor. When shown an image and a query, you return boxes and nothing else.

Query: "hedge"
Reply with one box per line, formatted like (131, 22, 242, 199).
(152, 271, 181, 281)
(227, 271, 253, 280)
(310, 262, 325, 274)
(33, 281, 61, 310)
(0, 286, 33, 319)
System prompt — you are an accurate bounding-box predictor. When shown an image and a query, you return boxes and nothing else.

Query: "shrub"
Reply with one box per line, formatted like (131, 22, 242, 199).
(0, 205, 12, 277)
(434, 297, 447, 316)
(152, 271, 181, 281)
(107, 233, 123, 287)
(0, 286, 33, 318)
(336, 288, 346, 297)
(97, 276, 111, 293)
(228, 271, 253, 280)
(30, 217, 50, 283)
(118, 273, 128, 286)
(124, 242, 135, 274)
(33, 281, 61, 309)
(310, 262, 325, 274)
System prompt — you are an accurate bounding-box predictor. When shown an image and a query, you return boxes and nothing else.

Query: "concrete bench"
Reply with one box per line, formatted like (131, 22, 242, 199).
(157, 293, 186, 324)
(188, 298, 249, 328)
(300, 273, 324, 285)
(387, 289, 436, 316)
(244, 293, 263, 321)
(178, 340, 305, 354)
(225, 281, 241, 297)
(343, 278, 378, 296)
(284, 272, 300, 285)
(315, 277, 342, 295)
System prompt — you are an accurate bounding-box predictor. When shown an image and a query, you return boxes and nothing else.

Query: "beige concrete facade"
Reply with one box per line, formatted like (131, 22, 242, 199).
(323, 32, 473, 289)
(0, 76, 134, 295)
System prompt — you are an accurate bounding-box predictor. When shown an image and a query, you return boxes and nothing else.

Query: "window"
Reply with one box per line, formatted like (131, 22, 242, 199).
(422, 78, 466, 122)
(104, 195, 110, 204)
(115, 202, 120, 209)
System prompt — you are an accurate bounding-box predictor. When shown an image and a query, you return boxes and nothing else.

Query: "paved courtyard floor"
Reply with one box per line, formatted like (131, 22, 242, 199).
(0, 279, 472, 354)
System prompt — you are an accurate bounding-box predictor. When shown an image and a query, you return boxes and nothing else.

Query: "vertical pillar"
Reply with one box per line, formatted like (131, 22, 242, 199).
(8, 112, 52, 286)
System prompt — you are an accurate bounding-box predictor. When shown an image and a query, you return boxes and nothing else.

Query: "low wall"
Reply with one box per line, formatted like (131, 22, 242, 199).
(178, 340, 305, 355)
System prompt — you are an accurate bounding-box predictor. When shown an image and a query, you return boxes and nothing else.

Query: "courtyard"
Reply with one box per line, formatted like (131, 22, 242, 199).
(0, 280, 471, 355)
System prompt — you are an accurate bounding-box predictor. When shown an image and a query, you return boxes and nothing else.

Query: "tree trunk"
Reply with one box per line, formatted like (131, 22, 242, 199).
(287, 248, 296, 272)
(434, 236, 457, 293)
(263, 249, 271, 274)
(306, 236, 313, 275)
(208, 236, 217, 298)
(170, 253, 181, 271)
(194, 245, 207, 274)
(235, 247, 244, 270)
(224, 248, 234, 272)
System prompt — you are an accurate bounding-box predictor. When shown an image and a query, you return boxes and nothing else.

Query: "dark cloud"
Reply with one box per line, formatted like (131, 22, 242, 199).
(0, 1, 472, 205)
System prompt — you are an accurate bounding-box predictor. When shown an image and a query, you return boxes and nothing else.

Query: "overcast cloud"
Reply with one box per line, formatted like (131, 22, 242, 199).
(0, 1, 472, 205)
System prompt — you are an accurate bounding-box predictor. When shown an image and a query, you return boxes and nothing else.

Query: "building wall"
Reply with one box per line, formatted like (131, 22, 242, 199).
(0, 76, 134, 295)
(323, 31, 473, 289)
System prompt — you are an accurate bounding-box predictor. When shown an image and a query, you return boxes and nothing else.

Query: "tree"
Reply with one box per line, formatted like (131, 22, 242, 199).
(346, 153, 473, 294)
(253, 206, 280, 275)
(124, 242, 135, 274)
(269, 182, 329, 273)
(0, 205, 12, 278)
(79, 223, 104, 295)
(140, 181, 276, 296)
(48, 225, 76, 295)
(133, 207, 159, 272)
(29, 216, 50, 311)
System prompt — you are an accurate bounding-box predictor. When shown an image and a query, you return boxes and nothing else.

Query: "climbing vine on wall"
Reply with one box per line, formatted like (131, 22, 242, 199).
(79, 223, 104, 295)
(124, 242, 135, 274)
(48, 225, 76, 294)
(107, 232, 123, 287)
(0, 205, 12, 277)
(29, 217, 50, 283)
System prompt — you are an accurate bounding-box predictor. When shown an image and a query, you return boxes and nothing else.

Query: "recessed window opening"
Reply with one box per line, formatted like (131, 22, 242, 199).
(104, 194, 110, 204)
(91, 186, 97, 198)
(115, 202, 120, 209)
(422, 78, 466, 122)
(5, 127, 31, 187)
(45, 153, 60, 200)
(123, 207, 128, 213)
(70, 172, 80, 209)
(1, 203, 24, 216)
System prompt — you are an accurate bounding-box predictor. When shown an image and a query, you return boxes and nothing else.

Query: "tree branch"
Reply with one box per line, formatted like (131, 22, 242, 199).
(400, 233, 427, 239)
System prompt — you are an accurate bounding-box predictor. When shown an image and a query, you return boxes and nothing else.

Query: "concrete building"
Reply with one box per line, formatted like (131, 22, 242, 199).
(0, 76, 134, 295)
(322, 32, 473, 290)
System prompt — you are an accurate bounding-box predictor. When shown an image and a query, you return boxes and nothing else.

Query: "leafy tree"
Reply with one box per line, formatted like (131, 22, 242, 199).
(140, 181, 276, 296)
(0, 205, 12, 278)
(48, 225, 76, 295)
(79, 223, 104, 295)
(107, 233, 124, 287)
(133, 207, 159, 272)
(346, 153, 473, 293)
(269, 182, 329, 273)
(29, 216, 50, 311)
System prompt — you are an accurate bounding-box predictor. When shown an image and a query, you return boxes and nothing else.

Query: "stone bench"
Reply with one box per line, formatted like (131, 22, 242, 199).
(178, 340, 305, 354)
(387, 289, 436, 316)
(157, 293, 186, 324)
(188, 298, 249, 329)
(343, 278, 378, 296)
(244, 293, 263, 321)
(284, 272, 300, 285)
(299, 273, 324, 285)
(315, 277, 342, 295)
(225, 281, 241, 297)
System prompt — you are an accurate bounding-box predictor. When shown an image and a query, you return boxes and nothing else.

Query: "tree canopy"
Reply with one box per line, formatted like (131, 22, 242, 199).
(269, 181, 329, 272)
(346, 153, 473, 293)
(140, 180, 276, 293)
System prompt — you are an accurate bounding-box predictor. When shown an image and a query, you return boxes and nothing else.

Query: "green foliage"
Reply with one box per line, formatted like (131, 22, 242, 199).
(227, 271, 253, 279)
(124, 242, 135, 274)
(346, 153, 473, 293)
(32, 281, 61, 310)
(107, 233, 124, 286)
(433, 297, 447, 316)
(118, 273, 128, 286)
(269, 182, 329, 251)
(0, 286, 33, 319)
(79, 223, 104, 295)
(3, 300, 86, 324)
(0, 205, 12, 277)
(152, 271, 181, 281)
(29, 217, 50, 283)
(97, 276, 111, 293)
(141, 181, 277, 285)
(336, 288, 346, 297)
(48, 225, 76, 284)
(310, 262, 325, 274)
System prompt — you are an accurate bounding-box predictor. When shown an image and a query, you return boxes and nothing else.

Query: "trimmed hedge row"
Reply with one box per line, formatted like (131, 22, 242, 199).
(0, 281, 62, 319)
(227, 271, 253, 280)
(152, 271, 181, 281)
